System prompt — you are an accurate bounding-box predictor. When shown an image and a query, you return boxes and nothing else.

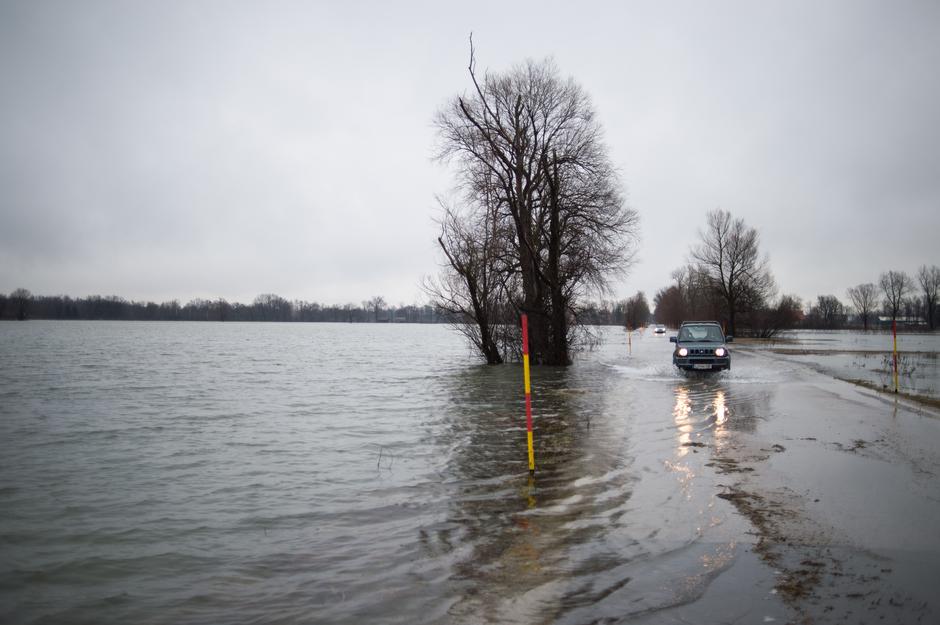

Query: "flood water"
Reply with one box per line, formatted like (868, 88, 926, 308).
(749, 330, 940, 400)
(1, 322, 938, 624)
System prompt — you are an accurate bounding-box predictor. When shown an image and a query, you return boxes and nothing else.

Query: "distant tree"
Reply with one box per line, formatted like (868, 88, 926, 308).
(902, 296, 924, 324)
(879, 270, 913, 322)
(253, 294, 291, 321)
(653, 285, 685, 328)
(917, 264, 940, 330)
(10, 288, 32, 320)
(811, 295, 845, 329)
(623, 292, 651, 329)
(846, 283, 878, 331)
(741, 294, 802, 339)
(669, 265, 722, 321)
(366, 296, 387, 323)
(690, 210, 775, 336)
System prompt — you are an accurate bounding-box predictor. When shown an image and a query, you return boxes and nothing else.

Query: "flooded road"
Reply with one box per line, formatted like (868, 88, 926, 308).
(1, 322, 938, 624)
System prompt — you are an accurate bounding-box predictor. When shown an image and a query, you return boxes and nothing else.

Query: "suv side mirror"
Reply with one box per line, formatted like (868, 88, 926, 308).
(725, 336, 733, 343)
(669, 336, 677, 343)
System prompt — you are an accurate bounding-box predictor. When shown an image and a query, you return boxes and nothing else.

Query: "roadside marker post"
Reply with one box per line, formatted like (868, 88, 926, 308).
(627, 325, 632, 355)
(892, 319, 899, 394)
(521, 314, 535, 473)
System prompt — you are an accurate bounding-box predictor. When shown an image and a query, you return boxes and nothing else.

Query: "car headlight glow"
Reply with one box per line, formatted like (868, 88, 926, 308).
(715, 347, 726, 357)
(678, 347, 688, 357)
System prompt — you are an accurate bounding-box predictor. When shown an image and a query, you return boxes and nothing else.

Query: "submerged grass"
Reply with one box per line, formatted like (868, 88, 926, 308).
(839, 377, 940, 412)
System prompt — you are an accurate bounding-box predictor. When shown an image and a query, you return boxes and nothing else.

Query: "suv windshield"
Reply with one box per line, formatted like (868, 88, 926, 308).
(678, 325, 723, 342)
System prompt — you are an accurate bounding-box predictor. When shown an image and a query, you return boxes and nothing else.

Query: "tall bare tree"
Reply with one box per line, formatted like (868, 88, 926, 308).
(846, 282, 878, 330)
(434, 41, 639, 365)
(917, 264, 940, 330)
(690, 210, 775, 336)
(879, 270, 913, 322)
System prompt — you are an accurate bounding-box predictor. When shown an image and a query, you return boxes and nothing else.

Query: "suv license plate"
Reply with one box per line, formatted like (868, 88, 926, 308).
(693, 364, 712, 370)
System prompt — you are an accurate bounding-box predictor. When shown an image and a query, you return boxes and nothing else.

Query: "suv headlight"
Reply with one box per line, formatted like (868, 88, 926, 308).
(677, 347, 688, 357)
(715, 347, 726, 357)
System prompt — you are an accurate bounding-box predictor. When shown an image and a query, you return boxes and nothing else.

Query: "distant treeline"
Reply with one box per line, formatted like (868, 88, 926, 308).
(0, 291, 449, 323)
(0, 289, 649, 326)
(0, 290, 645, 326)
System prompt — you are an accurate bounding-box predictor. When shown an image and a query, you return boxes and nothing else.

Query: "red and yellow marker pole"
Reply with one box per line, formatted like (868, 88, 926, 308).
(522, 314, 535, 473)
(892, 319, 899, 394)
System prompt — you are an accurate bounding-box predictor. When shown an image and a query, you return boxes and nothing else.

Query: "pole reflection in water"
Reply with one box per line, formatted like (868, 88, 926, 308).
(430, 361, 639, 623)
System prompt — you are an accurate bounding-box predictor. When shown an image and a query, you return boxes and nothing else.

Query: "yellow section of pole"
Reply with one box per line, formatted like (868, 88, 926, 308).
(526, 430, 535, 473)
(523, 353, 531, 395)
(522, 314, 535, 473)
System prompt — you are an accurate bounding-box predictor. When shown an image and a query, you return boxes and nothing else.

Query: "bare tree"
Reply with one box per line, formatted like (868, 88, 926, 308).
(623, 291, 650, 329)
(902, 296, 924, 323)
(668, 265, 721, 321)
(846, 283, 878, 330)
(741, 294, 802, 338)
(879, 270, 913, 322)
(434, 41, 639, 365)
(10, 288, 32, 320)
(917, 265, 940, 330)
(366, 296, 387, 323)
(810, 295, 845, 329)
(653, 285, 685, 328)
(689, 210, 775, 336)
(425, 197, 512, 364)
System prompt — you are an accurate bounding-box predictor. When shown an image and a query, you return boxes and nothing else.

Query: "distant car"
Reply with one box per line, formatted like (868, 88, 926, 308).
(653, 324, 667, 334)
(670, 321, 732, 371)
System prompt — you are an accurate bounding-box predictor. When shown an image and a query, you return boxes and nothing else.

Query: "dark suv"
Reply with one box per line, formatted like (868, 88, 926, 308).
(670, 321, 732, 371)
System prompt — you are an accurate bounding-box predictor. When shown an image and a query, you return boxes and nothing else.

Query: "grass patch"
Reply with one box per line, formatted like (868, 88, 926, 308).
(840, 377, 940, 412)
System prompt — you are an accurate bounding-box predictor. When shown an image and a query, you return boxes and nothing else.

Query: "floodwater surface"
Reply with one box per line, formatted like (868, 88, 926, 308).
(1, 322, 938, 624)
(749, 329, 940, 400)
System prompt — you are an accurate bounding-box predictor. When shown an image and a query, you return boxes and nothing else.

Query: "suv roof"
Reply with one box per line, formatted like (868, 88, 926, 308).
(679, 321, 721, 326)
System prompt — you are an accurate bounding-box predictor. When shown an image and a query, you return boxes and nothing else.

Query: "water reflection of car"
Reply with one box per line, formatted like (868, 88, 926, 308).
(670, 321, 732, 371)
(653, 324, 666, 335)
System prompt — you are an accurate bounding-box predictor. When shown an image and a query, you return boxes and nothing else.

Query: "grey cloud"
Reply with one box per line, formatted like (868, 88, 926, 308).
(1, 0, 938, 306)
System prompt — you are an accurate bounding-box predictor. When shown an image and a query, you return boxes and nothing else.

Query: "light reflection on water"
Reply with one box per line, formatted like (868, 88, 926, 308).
(0, 322, 786, 624)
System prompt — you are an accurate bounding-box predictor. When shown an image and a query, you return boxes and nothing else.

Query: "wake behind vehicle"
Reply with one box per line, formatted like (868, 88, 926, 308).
(670, 321, 732, 372)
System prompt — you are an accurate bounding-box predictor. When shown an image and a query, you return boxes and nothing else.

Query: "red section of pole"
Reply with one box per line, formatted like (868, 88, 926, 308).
(521, 314, 529, 355)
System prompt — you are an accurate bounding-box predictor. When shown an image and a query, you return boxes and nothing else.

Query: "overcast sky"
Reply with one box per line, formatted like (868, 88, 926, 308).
(2, 0, 938, 308)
